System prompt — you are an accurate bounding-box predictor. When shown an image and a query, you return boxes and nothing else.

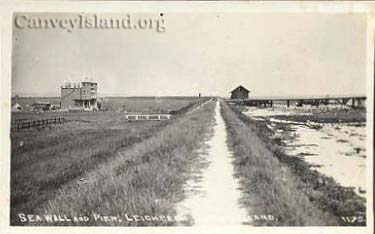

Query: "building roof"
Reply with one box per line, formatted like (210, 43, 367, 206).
(230, 85, 250, 93)
(12, 103, 22, 111)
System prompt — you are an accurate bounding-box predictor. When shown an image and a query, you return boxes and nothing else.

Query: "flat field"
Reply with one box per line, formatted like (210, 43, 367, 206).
(100, 96, 200, 113)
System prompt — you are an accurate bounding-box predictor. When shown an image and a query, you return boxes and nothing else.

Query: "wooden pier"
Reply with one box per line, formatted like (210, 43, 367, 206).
(228, 95, 366, 108)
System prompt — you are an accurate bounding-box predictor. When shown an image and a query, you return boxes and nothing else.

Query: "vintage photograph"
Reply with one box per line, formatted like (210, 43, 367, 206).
(4, 5, 373, 232)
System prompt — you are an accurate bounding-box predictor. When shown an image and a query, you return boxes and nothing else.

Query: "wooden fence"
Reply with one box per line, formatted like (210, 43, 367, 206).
(124, 114, 172, 121)
(15, 117, 65, 130)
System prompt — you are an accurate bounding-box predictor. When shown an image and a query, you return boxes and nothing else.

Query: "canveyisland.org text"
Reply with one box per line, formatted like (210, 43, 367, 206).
(14, 13, 166, 33)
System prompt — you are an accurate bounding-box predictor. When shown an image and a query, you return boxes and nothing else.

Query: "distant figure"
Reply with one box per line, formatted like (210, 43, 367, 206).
(199, 93, 201, 98)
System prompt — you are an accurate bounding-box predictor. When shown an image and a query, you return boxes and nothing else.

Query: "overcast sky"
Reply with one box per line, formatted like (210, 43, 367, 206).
(12, 12, 367, 97)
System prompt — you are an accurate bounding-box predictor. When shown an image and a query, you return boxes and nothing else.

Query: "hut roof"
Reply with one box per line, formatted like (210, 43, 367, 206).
(230, 85, 250, 93)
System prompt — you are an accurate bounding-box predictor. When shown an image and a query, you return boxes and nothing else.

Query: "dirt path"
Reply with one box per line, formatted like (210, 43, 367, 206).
(176, 100, 249, 226)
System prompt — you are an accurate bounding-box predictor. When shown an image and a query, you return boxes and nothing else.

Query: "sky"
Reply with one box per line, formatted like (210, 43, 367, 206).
(12, 12, 368, 97)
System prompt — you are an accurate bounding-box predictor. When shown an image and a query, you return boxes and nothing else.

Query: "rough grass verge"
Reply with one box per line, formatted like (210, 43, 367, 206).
(220, 101, 366, 226)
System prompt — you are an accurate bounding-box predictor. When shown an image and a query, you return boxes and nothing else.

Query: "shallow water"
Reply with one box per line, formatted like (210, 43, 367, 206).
(284, 124, 366, 197)
(244, 106, 367, 197)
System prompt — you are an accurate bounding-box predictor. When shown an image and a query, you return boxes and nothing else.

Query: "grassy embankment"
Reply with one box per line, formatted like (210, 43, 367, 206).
(11, 99, 216, 226)
(221, 101, 366, 226)
(10, 97, 206, 224)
